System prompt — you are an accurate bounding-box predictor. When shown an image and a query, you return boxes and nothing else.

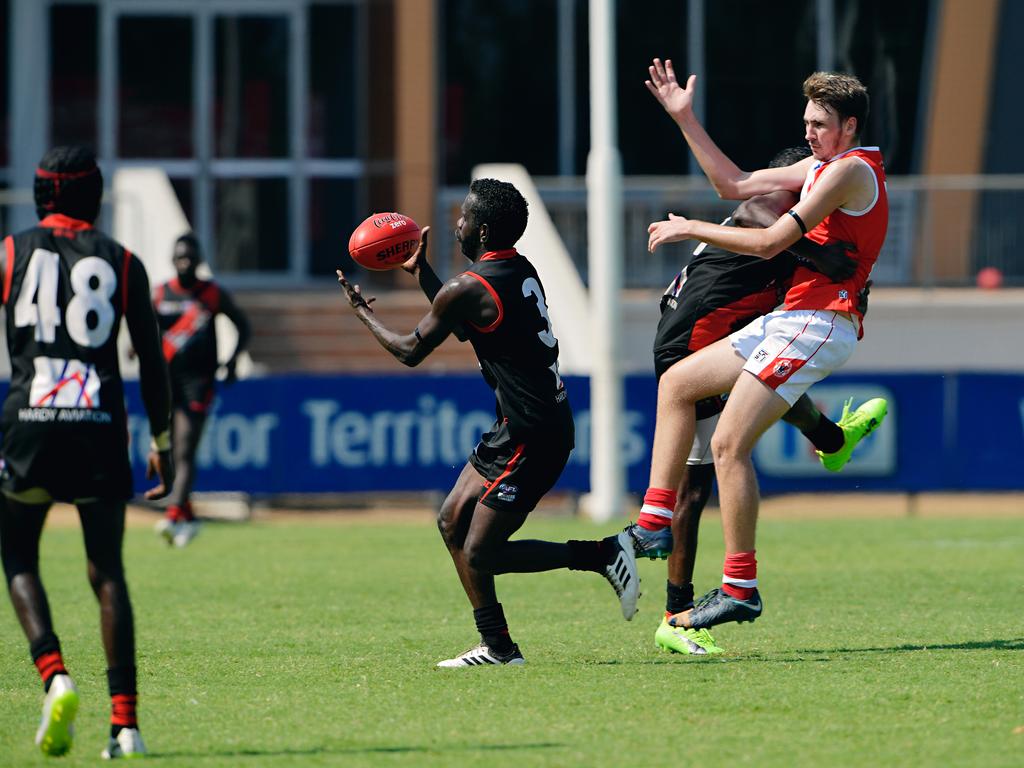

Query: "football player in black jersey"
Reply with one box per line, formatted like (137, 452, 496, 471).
(0, 146, 173, 758)
(152, 233, 251, 547)
(337, 179, 639, 667)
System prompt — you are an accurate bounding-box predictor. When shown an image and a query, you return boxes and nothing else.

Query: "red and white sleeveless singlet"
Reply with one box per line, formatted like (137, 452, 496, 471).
(783, 147, 888, 326)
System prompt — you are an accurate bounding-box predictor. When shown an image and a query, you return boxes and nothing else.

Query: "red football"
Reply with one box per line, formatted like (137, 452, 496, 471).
(348, 212, 421, 271)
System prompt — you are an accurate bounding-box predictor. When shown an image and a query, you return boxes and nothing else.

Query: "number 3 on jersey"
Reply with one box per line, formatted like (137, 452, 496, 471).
(13, 248, 117, 348)
(522, 276, 563, 391)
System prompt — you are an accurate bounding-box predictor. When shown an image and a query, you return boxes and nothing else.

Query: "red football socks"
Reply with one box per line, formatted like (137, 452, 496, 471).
(111, 694, 138, 730)
(166, 501, 195, 523)
(637, 488, 676, 530)
(34, 651, 67, 690)
(721, 550, 757, 600)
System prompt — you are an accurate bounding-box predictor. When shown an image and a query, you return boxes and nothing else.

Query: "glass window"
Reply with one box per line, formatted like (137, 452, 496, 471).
(442, 0, 558, 183)
(214, 178, 288, 272)
(308, 4, 358, 158)
(834, 0, 930, 174)
(118, 17, 193, 158)
(613, 1, 691, 175)
(214, 16, 290, 158)
(50, 4, 98, 149)
(705, 0, 816, 172)
(309, 178, 358, 277)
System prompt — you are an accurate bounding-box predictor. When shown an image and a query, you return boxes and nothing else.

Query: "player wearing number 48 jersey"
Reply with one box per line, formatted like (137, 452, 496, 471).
(0, 146, 173, 758)
(337, 179, 639, 667)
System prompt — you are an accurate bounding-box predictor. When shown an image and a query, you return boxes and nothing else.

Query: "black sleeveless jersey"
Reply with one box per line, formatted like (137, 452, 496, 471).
(677, 218, 794, 299)
(461, 250, 573, 440)
(153, 278, 223, 378)
(654, 219, 795, 367)
(1, 214, 133, 499)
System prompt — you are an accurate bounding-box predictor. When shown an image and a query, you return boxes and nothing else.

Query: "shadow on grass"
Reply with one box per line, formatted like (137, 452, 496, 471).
(150, 741, 565, 760)
(581, 637, 1024, 666)
(794, 638, 1024, 655)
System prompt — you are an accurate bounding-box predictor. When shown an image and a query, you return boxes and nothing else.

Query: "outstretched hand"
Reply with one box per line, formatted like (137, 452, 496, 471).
(647, 213, 692, 253)
(644, 58, 697, 122)
(144, 448, 174, 501)
(336, 270, 376, 312)
(401, 226, 431, 274)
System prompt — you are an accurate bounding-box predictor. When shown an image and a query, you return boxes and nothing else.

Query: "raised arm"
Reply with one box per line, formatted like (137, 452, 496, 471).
(648, 157, 872, 260)
(646, 58, 812, 199)
(400, 226, 468, 342)
(336, 270, 487, 368)
(124, 255, 175, 499)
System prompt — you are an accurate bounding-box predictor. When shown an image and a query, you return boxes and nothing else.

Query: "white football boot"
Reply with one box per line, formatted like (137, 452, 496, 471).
(172, 520, 201, 548)
(35, 673, 79, 756)
(153, 516, 176, 545)
(603, 531, 640, 620)
(101, 727, 147, 759)
(436, 643, 525, 667)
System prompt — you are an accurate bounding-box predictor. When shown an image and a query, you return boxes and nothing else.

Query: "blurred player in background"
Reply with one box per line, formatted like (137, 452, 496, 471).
(337, 179, 639, 666)
(627, 144, 885, 656)
(642, 61, 889, 634)
(0, 145, 173, 758)
(152, 234, 250, 547)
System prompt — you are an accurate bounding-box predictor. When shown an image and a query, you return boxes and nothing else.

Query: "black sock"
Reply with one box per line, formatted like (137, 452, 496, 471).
(666, 581, 695, 614)
(802, 413, 845, 454)
(474, 603, 514, 655)
(566, 540, 608, 573)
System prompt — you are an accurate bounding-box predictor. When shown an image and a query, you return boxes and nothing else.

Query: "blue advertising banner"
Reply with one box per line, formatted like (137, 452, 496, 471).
(108, 371, 1023, 497)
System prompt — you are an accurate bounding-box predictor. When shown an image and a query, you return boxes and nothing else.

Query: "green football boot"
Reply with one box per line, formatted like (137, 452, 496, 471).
(655, 617, 724, 655)
(35, 674, 79, 757)
(817, 397, 888, 472)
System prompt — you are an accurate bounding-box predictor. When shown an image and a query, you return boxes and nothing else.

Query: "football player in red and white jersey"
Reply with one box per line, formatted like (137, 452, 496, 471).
(640, 60, 889, 633)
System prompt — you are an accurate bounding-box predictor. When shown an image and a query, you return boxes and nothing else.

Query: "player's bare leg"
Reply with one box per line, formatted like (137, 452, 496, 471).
(437, 463, 500, 608)
(77, 499, 146, 757)
(1, 496, 80, 755)
(670, 372, 788, 630)
(1, 497, 55, 643)
(169, 408, 205, 510)
(157, 408, 205, 546)
(435, 464, 639, 666)
(647, 340, 746, 494)
(632, 341, 743, 560)
(666, 463, 715, 608)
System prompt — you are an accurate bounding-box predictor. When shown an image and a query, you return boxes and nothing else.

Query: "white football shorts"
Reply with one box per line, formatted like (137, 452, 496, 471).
(687, 412, 719, 466)
(730, 309, 858, 406)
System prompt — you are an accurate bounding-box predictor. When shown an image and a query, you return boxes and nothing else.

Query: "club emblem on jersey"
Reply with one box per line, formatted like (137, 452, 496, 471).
(838, 289, 849, 300)
(496, 483, 519, 502)
(29, 356, 100, 408)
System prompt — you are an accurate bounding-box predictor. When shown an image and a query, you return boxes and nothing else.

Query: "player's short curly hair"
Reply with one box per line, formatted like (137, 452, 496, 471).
(803, 72, 869, 138)
(175, 232, 202, 255)
(34, 145, 103, 223)
(468, 178, 529, 249)
(769, 146, 812, 168)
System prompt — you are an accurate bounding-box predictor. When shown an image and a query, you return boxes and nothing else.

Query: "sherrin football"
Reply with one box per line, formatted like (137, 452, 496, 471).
(348, 212, 421, 270)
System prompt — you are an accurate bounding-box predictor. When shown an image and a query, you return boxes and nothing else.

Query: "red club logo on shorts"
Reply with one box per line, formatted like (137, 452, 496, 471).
(773, 360, 793, 378)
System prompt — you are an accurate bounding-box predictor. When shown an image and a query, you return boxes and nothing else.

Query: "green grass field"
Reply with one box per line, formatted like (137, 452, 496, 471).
(1, 510, 1022, 767)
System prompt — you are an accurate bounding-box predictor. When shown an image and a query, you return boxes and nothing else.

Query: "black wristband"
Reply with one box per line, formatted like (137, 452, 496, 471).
(414, 327, 423, 343)
(787, 209, 808, 235)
